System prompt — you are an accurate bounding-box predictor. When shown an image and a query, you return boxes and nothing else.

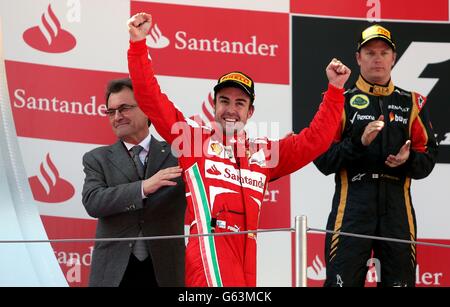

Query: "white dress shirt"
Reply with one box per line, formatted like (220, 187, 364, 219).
(123, 133, 151, 198)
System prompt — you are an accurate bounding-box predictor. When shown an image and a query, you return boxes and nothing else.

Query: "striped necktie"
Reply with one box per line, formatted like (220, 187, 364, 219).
(129, 145, 148, 261)
(130, 145, 145, 179)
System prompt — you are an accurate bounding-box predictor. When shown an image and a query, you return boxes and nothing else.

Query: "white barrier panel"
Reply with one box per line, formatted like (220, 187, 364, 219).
(0, 18, 67, 286)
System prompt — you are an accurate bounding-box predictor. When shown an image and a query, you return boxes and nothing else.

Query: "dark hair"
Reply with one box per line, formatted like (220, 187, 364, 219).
(105, 78, 151, 127)
(105, 78, 133, 108)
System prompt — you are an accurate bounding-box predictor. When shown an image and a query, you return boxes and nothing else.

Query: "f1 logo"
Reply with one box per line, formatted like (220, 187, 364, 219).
(392, 42, 450, 96)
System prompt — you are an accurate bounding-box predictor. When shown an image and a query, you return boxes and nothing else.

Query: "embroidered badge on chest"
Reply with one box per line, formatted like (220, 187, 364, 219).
(350, 94, 370, 109)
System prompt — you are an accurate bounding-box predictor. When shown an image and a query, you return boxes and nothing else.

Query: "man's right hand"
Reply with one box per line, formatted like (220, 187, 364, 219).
(143, 166, 183, 195)
(361, 115, 384, 146)
(128, 12, 152, 42)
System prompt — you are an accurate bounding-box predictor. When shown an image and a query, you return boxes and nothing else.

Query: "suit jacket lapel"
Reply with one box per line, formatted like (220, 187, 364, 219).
(107, 140, 138, 182)
(146, 138, 170, 179)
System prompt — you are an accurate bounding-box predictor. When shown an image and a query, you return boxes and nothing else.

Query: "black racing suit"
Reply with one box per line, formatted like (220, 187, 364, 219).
(314, 76, 438, 287)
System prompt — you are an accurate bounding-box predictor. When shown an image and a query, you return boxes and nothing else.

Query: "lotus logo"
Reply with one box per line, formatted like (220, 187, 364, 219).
(23, 4, 76, 53)
(28, 153, 75, 203)
(349, 94, 370, 110)
(146, 24, 170, 49)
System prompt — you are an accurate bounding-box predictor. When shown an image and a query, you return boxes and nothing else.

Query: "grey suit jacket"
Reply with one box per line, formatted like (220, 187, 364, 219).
(82, 137, 186, 287)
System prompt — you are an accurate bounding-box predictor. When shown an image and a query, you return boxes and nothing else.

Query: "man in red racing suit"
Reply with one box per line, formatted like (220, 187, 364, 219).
(127, 12, 350, 287)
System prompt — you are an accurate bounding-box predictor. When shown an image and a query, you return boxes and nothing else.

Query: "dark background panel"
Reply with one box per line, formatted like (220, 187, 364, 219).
(292, 17, 450, 163)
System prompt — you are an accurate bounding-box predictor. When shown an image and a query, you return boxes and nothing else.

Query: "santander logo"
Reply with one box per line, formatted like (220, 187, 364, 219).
(207, 165, 221, 176)
(28, 153, 75, 203)
(146, 24, 170, 48)
(204, 160, 266, 193)
(145, 18, 278, 57)
(23, 4, 76, 53)
(132, 3, 288, 83)
(307, 255, 326, 280)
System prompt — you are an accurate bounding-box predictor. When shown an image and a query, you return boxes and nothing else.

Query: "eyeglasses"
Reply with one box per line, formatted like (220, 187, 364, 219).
(105, 104, 137, 117)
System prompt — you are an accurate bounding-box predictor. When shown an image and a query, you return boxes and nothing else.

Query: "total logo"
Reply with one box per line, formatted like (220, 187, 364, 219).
(28, 153, 75, 203)
(23, 4, 76, 53)
(145, 22, 279, 57)
(389, 111, 408, 124)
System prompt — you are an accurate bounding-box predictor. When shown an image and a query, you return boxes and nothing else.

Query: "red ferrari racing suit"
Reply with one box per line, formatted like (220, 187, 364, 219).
(128, 39, 344, 286)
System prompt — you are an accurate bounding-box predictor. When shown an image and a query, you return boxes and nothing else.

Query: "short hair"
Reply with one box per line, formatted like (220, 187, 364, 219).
(105, 77, 151, 127)
(105, 78, 133, 108)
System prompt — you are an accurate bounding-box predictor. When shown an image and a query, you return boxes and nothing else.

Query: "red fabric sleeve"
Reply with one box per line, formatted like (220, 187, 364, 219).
(128, 39, 189, 145)
(269, 83, 345, 180)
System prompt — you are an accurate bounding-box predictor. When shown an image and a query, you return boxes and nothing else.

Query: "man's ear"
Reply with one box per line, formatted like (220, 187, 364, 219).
(247, 104, 255, 119)
(356, 51, 361, 66)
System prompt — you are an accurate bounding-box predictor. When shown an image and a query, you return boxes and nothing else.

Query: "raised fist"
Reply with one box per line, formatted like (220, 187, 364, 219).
(128, 12, 152, 42)
(326, 58, 351, 89)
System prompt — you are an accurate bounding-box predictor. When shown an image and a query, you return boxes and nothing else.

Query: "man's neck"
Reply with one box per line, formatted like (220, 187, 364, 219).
(122, 130, 150, 146)
(121, 130, 149, 145)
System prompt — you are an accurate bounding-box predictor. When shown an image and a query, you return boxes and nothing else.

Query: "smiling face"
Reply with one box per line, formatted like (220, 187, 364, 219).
(213, 86, 254, 135)
(357, 39, 396, 85)
(107, 87, 149, 144)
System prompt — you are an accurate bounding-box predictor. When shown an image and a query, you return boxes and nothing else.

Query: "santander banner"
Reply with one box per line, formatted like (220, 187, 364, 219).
(259, 176, 290, 229)
(41, 215, 96, 287)
(5, 60, 125, 145)
(131, 1, 289, 84)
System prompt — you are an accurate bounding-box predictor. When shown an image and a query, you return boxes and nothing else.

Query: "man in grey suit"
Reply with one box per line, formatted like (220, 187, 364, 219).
(82, 78, 186, 287)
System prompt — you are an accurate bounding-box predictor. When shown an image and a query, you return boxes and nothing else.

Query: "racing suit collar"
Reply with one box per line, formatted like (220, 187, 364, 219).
(209, 125, 249, 157)
(356, 75, 395, 96)
(209, 123, 247, 146)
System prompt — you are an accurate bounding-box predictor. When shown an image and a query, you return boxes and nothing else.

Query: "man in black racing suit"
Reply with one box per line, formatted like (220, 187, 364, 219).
(314, 24, 438, 287)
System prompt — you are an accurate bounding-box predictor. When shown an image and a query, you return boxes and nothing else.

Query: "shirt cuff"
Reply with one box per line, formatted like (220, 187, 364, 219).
(141, 181, 147, 199)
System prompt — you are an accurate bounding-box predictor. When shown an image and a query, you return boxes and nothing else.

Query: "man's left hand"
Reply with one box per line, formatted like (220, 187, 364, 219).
(385, 140, 411, 168)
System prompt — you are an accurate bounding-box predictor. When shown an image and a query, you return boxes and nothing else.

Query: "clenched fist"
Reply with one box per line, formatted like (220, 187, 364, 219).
(128, 12, 152, 42)
(326, 58, 351, 89)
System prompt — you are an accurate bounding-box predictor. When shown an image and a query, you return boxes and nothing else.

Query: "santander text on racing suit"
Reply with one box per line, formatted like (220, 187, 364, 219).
(128, 39, 345, 287)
